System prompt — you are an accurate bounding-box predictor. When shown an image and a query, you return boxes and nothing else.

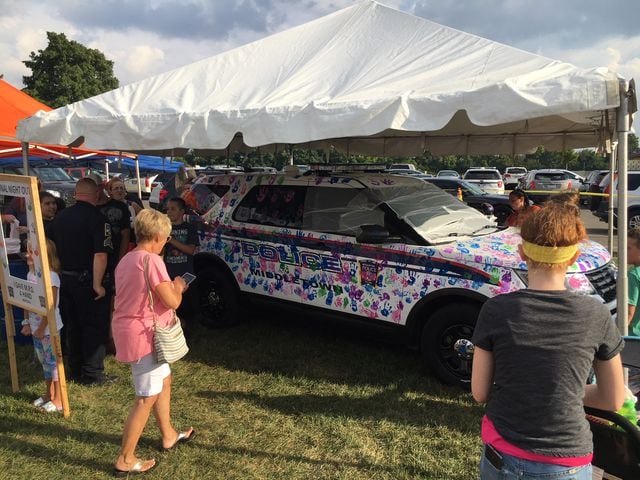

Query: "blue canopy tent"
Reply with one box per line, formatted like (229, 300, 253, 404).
(0, 154, 182, 172)
(104, 155, 183, 173)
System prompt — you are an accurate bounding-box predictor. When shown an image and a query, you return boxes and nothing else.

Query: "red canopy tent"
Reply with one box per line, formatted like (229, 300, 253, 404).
(0, 79, 131, 160)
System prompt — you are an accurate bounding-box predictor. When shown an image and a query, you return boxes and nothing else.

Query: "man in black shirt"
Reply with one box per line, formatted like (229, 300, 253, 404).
(49, 178, 116, 386)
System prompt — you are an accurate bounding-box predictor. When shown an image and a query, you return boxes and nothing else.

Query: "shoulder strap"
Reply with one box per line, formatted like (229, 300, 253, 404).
(143, 255, 157, 326)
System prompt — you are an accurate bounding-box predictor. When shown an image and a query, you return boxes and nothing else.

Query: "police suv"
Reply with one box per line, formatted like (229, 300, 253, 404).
(192, 164, 616, 387)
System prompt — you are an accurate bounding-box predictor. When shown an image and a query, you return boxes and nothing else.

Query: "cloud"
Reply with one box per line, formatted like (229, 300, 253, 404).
(1, 0, 638, 90)
(55, 0, 288, 40)
(411, 0, 639, 50)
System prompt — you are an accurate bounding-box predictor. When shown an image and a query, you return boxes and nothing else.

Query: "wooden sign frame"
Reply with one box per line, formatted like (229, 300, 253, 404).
(0, 174, 69, 417)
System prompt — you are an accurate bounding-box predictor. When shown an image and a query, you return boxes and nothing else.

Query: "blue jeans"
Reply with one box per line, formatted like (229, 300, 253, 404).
(480, 446, 592, 479)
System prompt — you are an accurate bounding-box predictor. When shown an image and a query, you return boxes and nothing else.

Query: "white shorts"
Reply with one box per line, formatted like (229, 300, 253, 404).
(130, 353, 171, 397)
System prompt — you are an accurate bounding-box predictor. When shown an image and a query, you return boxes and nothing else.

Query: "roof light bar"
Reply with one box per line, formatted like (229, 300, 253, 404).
(306, 163, 387, 173)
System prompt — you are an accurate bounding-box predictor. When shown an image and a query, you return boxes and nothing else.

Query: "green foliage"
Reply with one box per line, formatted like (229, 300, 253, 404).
(178, 142, 617, 174)
(22, 32, 119, 108)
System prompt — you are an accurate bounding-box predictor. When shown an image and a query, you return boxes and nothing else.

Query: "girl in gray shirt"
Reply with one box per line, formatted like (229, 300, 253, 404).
(471, 201, 625, 480)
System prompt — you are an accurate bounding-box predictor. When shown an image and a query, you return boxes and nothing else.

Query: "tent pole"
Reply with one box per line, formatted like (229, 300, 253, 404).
(135, 156, 142, 202)
(607, 147, 616, 252)
(616, 79, 630, 337)
(21, 142, 29, 173)
(104, 159, 110, 179)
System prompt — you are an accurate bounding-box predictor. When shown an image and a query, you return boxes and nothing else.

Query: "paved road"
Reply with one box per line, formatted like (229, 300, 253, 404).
(582, 207, 617, 254)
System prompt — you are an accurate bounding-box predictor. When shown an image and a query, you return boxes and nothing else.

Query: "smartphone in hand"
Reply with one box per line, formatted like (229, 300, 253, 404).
(181, 272, 196, 286)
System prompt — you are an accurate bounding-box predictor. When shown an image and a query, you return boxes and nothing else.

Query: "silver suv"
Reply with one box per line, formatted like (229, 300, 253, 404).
(192, 166, 616, 387)
(594, 171, 640, 229)
(519, 169, 585, 202)
(462, 168, 504, 194)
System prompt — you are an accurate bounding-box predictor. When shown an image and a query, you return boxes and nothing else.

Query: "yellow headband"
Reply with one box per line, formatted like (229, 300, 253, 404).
(521, 240, 579, 264)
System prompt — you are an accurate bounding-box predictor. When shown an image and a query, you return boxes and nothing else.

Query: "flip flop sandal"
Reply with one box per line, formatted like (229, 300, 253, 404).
(32, 397, 46, 407)
(39, 401, 62, 413)
(162, 428, 196, 451)
(113, 459, 157, 477)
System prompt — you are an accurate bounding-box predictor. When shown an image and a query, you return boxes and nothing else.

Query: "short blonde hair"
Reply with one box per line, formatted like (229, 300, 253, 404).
(134, 209, 172, 243)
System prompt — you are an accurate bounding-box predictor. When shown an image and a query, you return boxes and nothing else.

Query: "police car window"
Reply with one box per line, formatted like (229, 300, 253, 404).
(186, 184, 229, 214)
(233, 185, 306, 228)
(303, 187, 385, 236)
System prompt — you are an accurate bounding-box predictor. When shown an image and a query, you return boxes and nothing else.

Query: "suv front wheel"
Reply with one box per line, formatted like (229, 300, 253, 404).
(630, 209, 640, 230)
(420, 303, 479, 388)
(198, 266, 240, 328)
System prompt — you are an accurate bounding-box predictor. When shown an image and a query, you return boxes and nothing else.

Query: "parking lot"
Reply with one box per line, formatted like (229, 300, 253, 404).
(582, 207, 617, 254)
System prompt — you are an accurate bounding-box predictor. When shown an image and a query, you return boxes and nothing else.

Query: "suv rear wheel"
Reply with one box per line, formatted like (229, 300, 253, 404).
(198, 266, 240, 328)
(420, 303, 479, 388)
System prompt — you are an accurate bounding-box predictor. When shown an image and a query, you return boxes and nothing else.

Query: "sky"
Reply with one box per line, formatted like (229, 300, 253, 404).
(0, 0, 638, 91)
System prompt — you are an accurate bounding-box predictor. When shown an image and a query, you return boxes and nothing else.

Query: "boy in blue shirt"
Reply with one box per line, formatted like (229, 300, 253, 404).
(164, 197, 200, 335)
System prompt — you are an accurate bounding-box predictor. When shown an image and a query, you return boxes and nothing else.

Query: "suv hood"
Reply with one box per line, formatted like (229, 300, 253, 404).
(415, 228, 611, 272)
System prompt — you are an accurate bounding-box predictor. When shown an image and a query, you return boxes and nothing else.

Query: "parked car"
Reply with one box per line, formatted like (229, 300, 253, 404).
(436, 170, 460, 178)
(503, 166, 527, 189)
(462, 168, 505, 194)
(148, 172, 178, 210)
(594, 171, 640, 229)
(424, 177, 513, 225)
(584, 169, 610, 211)
(192, 166, 615, 388)
(386, 169, 425, 176)
(388, 163, 417, 171)
(124, 172, 160, 198)
(0, 165, 77, 207)
(519, 169, 583, 203)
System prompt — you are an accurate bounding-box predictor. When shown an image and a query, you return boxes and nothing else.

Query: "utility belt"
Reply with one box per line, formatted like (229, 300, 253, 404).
(61, 270, 112, 288)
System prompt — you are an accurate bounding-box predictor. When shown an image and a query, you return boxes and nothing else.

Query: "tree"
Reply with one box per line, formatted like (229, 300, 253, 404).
(22, 32, 119, 108)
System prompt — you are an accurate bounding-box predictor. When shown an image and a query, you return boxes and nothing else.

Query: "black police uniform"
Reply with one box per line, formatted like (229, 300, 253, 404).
(49, 200, 113, 384)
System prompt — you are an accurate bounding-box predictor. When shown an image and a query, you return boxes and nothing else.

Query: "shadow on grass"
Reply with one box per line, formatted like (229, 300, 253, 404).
(0, 412, 435, 478)
(0, 415, 120, 472)
(204, 443, 433, 477)
(197, 388, 482, 435)
(187, 306, 462, 394)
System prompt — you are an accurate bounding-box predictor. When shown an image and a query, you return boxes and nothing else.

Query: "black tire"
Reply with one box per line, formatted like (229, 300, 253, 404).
(630, 210, 640, 230)
(420, 303, 479, 388)
(198, 266, 240, 328)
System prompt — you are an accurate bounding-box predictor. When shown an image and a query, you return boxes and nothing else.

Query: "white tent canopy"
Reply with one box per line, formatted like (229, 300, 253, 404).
(16, 0, 625, 157)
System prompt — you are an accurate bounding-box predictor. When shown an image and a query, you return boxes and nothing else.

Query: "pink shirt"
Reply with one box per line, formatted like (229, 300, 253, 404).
(482, 416, 592, 467)
(112, 250, 173, 363)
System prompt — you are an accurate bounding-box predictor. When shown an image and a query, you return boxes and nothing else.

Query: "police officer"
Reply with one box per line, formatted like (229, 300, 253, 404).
(49, 177, 117, 385)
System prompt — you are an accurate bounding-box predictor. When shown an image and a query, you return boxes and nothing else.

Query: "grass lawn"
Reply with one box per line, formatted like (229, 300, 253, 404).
(0, 309, 483, 479)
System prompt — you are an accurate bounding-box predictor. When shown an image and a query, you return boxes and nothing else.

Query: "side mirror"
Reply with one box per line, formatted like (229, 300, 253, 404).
(356, 224, 398, 244)
(480, 202, 494, 216)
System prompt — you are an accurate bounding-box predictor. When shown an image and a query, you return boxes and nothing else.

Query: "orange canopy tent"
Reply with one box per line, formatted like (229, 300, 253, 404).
(0, 79, 131, 159)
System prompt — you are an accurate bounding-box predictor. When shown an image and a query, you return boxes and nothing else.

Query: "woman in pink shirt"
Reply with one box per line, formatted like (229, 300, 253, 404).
(112, 209, 195, 477)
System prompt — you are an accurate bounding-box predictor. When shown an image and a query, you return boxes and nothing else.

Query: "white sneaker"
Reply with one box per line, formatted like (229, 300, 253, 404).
(39, 401, 62, 413)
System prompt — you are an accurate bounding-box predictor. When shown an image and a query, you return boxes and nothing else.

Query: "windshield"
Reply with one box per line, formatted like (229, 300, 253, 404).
(458, 180, 486, 195)
(464, 170, 501, 180)
(535, 172, 571, 181)
(32, 167, 75, 182)
(506, 168, 526, 174)
(364, 180, 497, 243)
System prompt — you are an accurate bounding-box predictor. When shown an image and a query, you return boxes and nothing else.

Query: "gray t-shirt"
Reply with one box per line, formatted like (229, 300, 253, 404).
(472, 289, 623, 457)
